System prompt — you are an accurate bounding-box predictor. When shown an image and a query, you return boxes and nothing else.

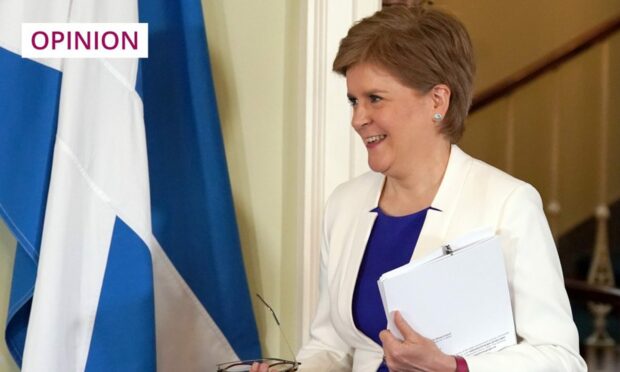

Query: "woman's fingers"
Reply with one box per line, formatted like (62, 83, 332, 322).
(379, 329, 397, 347)
(381, 312, 453, 371)
(393, 311, 422, 342)
(249, 362, 271, 372)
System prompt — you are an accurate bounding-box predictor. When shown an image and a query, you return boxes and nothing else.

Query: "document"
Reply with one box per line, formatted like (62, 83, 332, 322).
(378, 228, 516, 356)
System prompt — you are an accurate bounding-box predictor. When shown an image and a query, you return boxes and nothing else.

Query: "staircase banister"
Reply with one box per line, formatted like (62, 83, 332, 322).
(470, 14, 620, 114)
(565, 278, 620, 307)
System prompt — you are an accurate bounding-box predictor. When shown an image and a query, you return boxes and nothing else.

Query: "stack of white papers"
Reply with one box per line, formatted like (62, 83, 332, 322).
(378, 228, 516, 356)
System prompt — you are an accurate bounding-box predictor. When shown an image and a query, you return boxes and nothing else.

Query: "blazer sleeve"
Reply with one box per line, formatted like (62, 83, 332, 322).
(296, 198, 353, 371)
(465, 184, 587, 372)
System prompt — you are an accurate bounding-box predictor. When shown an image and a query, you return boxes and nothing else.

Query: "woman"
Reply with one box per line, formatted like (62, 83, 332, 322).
(254, 5, 586, 372)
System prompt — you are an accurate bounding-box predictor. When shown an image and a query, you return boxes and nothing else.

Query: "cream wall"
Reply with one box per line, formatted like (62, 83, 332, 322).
(201, 0, 301, 358)
(0, 222, 18, 372)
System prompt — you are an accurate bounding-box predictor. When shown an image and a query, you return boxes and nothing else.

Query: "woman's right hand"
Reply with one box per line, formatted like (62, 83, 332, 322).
(249, 361, 271, 372)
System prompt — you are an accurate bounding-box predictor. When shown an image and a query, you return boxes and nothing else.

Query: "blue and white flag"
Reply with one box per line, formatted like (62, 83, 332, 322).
(0, 0, 261, 370)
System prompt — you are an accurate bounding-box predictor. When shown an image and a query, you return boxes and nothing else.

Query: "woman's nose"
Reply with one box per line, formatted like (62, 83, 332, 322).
(351, 105, 369, 130)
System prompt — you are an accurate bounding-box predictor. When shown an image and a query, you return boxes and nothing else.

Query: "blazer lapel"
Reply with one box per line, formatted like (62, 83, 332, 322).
(338, 175, 384, 351)
(412, 145, 472, 260)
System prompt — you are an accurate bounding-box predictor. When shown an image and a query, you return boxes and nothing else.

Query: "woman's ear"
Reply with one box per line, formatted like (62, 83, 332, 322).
(430, 84, 451, 116)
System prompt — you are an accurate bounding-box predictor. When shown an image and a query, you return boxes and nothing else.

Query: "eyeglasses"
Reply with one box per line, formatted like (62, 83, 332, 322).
(216, 358, 299, 371)
(216, 294, 300, 371)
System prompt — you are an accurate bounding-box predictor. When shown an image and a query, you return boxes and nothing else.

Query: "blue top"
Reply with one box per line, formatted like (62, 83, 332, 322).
(352, 206, 432, 372)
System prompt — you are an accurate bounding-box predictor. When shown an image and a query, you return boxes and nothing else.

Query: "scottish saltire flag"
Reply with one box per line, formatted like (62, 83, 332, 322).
(0, 0, 260, 370)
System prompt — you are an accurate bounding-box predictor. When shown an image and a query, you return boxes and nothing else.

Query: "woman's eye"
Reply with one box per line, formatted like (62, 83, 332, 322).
(347, 96, 358, 106)
(369, 95, 382, 103)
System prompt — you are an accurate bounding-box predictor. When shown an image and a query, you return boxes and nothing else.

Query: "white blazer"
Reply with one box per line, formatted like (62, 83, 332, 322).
(297, 146, 586, 372)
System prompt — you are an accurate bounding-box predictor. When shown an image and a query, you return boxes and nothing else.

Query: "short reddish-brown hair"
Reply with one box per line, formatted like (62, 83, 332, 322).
(333, 5, 475, 143)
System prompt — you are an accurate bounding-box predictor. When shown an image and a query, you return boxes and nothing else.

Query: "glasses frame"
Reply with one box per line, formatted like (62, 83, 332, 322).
(216, 358, 300, 371)
(215, 294, 300, 371)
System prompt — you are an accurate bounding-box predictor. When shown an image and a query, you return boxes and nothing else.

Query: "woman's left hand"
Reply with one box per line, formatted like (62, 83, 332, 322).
(379, 311, 456, 372)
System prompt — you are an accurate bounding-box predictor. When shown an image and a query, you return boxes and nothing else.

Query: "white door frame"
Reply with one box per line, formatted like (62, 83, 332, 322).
(297, 0, 380, 346)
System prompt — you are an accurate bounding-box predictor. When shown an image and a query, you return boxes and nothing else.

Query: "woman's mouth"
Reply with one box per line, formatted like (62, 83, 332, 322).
(365, 134, 386, 146)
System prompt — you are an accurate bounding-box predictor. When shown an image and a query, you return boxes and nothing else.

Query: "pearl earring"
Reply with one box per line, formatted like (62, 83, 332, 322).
(432, 113, 443, 122)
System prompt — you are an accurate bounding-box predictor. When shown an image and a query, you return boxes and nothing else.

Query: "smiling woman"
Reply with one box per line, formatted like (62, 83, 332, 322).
(292, 4, 587, 372)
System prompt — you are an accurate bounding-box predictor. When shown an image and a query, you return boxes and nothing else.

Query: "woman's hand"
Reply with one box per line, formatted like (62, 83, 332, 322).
(379, 311, 456, 372)
(249, 362, 271, 372)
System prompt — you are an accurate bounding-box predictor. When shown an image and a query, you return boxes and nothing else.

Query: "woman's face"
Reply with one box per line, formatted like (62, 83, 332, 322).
(346, 62, 444, 177)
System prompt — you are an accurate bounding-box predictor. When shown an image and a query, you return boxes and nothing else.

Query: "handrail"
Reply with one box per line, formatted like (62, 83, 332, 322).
(470, 14, 620, 114)
(565, 278, 620, 307)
